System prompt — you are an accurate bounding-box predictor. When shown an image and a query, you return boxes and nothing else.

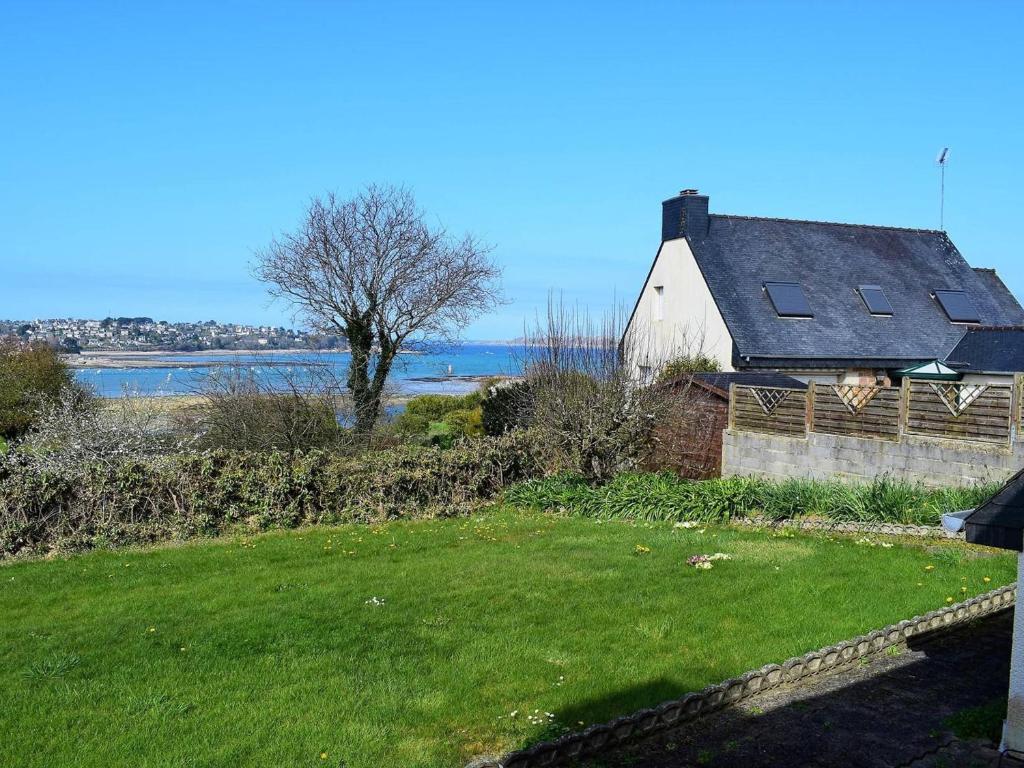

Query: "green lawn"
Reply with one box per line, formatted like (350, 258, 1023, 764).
(0, 511, 1014, 768)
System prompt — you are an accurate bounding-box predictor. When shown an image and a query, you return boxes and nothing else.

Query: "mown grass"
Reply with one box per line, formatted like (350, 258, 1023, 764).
(505, 472, 997, 526)
(0, 509, 1014, 767)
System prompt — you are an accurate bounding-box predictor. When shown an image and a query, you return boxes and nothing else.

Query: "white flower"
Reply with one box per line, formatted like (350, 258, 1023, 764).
(364, 596, 386, 607)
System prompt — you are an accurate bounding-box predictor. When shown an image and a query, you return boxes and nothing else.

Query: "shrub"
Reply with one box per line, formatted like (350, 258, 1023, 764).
(0, 430, 545, 559)
(0, 339, 81, 440)
(444, 408, 483, 438)
(481, 381, 533, 436)
(394, 392, 483, 439)
(182, 366, 346, 453)
(656, 354, 722, 383)
(505, 472, 997, 526)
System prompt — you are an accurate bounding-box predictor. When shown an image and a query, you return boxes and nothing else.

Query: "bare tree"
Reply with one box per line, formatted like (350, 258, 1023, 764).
(521, 297, 675, 483)
(254, 185, 502, 434)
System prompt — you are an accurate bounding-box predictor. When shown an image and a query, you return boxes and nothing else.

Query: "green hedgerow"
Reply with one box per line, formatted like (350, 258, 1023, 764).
(0, 430, 544, 559)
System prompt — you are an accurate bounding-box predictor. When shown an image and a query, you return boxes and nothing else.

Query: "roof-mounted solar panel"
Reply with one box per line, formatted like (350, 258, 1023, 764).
(933, 289, 980, 323)
(764, 282, 813, 318)
(858, 285, 893, 316)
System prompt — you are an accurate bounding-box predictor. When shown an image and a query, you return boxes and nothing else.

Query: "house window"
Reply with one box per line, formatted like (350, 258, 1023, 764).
(653, 286, 664, 321)
(858, 285, 893, 316)
(933, 289, 980, 323)
(764, 281, 813, 318)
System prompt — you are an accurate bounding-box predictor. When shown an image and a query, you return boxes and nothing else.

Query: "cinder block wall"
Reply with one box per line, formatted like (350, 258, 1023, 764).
(722, 429, 1024, 487)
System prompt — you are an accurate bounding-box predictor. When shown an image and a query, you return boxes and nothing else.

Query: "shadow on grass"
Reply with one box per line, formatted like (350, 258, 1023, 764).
(527, 611, 1013, 768)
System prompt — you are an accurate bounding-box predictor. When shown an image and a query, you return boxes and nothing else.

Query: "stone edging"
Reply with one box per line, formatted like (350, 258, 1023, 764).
(469, 584, 1016, 768)
(735, 516, 963, 539)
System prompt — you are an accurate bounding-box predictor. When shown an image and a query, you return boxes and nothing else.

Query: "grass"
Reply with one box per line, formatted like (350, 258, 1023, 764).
(0, 509, 1014, 768)
(946, 697, 1007, 744)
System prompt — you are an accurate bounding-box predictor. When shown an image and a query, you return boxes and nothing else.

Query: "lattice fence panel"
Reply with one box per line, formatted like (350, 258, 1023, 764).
(732, 386, 807, 437)
(811, 385, 901, 441)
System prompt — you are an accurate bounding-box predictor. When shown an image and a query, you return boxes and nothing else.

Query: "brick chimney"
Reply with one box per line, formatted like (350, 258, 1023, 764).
(662, 188, 709, 242)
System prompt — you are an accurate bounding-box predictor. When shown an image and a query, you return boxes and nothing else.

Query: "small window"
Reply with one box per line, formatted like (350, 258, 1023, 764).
(764, 281, 813, 318)
(933, 289, 980, 323)
(653, 286, 664, 321)
(858, 285, 893, 316)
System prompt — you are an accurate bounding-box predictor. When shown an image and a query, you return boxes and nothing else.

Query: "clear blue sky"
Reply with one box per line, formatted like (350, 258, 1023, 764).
(1, 1, 1021, 339)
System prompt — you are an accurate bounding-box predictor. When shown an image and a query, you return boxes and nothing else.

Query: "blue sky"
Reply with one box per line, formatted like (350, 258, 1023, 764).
(1, 1, 1021, 339)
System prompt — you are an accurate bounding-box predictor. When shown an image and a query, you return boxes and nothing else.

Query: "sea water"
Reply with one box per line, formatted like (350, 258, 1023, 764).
(75, 343, 523, 398)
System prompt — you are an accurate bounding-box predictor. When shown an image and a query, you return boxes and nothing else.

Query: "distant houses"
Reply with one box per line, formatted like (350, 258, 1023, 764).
(0, 317, 343, 352)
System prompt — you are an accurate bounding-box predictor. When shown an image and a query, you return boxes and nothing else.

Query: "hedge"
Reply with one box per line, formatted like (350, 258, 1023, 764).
(0, 431, 543, 559)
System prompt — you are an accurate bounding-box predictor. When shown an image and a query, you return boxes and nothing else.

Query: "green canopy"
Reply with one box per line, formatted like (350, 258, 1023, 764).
(895, 360, 961, 381)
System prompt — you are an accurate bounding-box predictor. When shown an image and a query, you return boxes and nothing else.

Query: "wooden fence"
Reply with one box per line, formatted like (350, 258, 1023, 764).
(728, 377, 1022, 447)
(730, 385, 808, 437)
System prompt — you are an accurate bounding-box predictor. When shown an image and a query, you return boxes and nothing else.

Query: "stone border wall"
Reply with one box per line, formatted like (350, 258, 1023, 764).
(722, 428, 1024, 488)
(735, 516, 964, 539)
(469, 584, 1016, 768)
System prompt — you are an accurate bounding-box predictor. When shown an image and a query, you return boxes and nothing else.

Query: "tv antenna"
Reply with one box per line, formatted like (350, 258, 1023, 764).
(936, 147, 950, 230)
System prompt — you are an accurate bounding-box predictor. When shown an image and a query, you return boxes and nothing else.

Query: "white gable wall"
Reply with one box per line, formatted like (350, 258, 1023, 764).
(625, 237, 735, 376)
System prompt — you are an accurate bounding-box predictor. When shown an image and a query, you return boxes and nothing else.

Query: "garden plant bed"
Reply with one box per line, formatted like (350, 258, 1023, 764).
(0, 511, 1015, 767)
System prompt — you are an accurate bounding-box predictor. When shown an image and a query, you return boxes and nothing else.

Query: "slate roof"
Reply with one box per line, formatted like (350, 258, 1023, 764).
(687, 371, 806, 398)
(946, 326, 1024, 374)
(683, 215, 1024, 368)
(964, 466, 1024, 551)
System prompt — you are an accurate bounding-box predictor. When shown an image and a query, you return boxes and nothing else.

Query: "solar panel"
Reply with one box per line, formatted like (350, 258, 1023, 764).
(933, 290, 980, 323)
(764, 282, 813, 318)
(858, 285, 893, 316)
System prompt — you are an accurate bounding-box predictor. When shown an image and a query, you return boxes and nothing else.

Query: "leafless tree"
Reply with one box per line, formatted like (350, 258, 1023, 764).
(521, 298, 677, 483)
(254, 185, 503, 434)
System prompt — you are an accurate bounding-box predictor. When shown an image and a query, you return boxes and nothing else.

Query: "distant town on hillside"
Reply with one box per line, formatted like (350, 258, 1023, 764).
(0, 317, 345, 353)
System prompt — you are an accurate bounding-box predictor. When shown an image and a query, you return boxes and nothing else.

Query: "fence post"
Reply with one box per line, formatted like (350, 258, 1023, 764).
(898, 377, 911, 442)
(727, 383, 736, 431)
(1013, 374, 1023, 447)
(806, 381, 816, 435)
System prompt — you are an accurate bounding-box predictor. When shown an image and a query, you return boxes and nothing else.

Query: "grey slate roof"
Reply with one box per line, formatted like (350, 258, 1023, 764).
(683, 215, 1024, 367)
(964, 466, 1024, 551)
(946, 326, 1024, 374)
(689, 371, 806, 397)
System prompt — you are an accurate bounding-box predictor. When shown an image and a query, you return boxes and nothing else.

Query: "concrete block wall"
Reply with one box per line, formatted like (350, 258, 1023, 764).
(722, 429, 1024, 487)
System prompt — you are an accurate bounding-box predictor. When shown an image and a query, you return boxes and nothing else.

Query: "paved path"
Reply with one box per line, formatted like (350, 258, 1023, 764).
(579, 611, 1016, 768)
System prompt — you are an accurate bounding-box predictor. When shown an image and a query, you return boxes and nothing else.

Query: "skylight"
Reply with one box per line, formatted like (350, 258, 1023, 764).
(933, 290, 980, 323)
(858, 285, 893, 316)
(764, 282, 813, 318)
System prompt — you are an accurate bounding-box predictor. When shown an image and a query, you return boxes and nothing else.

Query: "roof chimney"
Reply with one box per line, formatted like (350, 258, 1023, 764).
(662, 189, 709, 242)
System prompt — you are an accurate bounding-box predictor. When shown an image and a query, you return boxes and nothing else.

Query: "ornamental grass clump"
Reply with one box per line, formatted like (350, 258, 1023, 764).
(505, 472, 997, 527)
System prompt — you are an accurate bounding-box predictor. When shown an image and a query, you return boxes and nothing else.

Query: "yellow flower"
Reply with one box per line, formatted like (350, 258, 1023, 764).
(984, 577, 991, 583)
(147, 627, 156, 633)
(924, 565, 935, 571)
(946, 597, 954, 603)
(320, 753, 328, 760)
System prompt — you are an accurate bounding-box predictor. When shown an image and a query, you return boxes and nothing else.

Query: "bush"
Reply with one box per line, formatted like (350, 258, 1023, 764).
(0, 430, 545, 559)
(0, 340, 81, 440)
(394, 392, 483, 439)
(656, 354, 722, 383)
(182, 366, 346, 453)
(481, 381, 533, 436)
(505, 472, 998, 526)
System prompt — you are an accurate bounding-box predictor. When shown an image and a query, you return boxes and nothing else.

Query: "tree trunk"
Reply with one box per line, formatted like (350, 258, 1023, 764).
(346, 316, 377, 435)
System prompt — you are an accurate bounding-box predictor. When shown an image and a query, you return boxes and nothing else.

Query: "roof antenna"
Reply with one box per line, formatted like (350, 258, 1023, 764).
(936, 147, 950, 231)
